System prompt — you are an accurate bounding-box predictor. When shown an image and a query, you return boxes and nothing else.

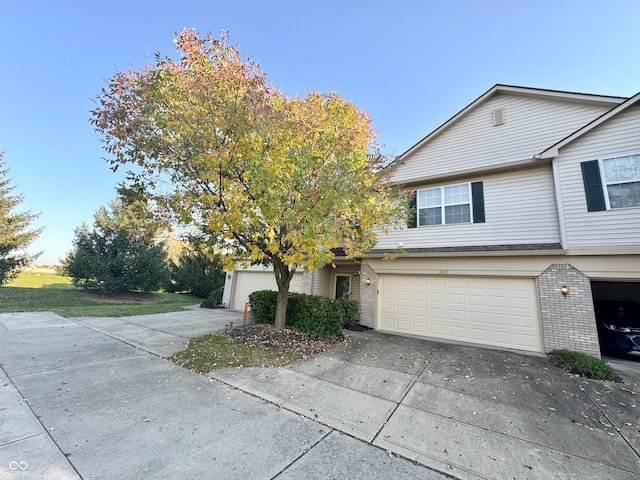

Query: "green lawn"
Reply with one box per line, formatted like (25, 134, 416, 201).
(6, 273, 72, 288)
(169, 334, 301, 372)
(1, 273, 201, 317)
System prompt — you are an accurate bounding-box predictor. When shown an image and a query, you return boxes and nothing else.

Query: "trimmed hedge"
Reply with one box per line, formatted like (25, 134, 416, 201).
(248, 290, 359, 337)
(334, 297, 359, 327)
(247, 290, 278, 324)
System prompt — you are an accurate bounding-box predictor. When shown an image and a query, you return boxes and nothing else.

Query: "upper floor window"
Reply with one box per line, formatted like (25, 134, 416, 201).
(408, 181, 484, 228)
(417, 183, 471, 226)
(601, 154, 640, 209)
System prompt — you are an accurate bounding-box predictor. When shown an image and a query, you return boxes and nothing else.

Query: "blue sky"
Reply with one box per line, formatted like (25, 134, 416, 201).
(2, 0, 639, 265)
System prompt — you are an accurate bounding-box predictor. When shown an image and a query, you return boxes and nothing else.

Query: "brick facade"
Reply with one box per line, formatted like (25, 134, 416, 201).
(359, 263, 378, 328)
(537, 264, 601, 357)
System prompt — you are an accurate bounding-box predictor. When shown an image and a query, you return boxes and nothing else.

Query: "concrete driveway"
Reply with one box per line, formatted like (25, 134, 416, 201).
(0, 310, 445, 480)
(212, 329, 640, 479)
(2, 309, 640, 479)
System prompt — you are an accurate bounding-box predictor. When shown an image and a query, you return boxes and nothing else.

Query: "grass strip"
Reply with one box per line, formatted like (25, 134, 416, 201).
(169, 333, 301, 372)
(6, 274, 72, 288)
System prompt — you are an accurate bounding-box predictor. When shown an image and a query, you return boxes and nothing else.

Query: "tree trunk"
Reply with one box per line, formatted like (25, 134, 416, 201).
(275, 286, 289, 329)
(273, 259, 293, 329)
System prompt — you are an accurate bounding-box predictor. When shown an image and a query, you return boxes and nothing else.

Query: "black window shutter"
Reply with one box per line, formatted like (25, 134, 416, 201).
(471, 182, 485, 223)
(581, 160, 606, 212)
(407, 191, 417, 228)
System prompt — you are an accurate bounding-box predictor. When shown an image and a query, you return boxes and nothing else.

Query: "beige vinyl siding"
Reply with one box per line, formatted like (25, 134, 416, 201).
(376, 165, 560, 250)
(311, 265, 360, 301)
(351, 273, 361, 302)
(311, 267, 331, 297)
(393, 94, 611, 184)
(555, 105, 640, 248)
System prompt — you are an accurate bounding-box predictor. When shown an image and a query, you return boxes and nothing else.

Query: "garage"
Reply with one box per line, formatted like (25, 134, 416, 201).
(591, 281, 640, 358)
(230, 270, 304, 310)
(377, 275, 542, 352)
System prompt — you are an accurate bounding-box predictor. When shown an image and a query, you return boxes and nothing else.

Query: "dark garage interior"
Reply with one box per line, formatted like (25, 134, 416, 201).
(591, 281, 640, 359)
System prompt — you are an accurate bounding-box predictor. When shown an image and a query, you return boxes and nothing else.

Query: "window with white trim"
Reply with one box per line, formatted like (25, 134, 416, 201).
(600, 154, 640, 209)
(417, 183, 471, 226)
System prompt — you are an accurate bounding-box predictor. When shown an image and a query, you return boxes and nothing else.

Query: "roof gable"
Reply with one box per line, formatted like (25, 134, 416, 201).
(540, 91, 640, 159)
(395, 85, 626, 164)
(389, 85, 625, 186)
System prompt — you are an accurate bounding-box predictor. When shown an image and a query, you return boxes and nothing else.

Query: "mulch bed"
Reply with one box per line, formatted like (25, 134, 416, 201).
(227, 324, 348, 359)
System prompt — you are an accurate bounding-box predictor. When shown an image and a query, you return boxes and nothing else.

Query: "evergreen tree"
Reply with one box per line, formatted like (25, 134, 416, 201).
(166, 244, 225, 300)
(0, 153, 42, 284)
(63, 196, 169, 293)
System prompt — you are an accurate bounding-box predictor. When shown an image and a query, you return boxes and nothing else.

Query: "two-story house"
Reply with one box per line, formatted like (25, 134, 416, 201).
(222, 85, 640, 358)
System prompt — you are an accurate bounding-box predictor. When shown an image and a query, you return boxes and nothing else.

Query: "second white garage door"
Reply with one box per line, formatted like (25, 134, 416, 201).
(230, 271, 304, 310)
(378, 275, 542, 352)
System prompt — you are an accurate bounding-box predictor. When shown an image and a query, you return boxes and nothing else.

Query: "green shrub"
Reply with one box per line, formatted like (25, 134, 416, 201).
(248, 290, 358, 337)
(334, 298, 359, 326)
(287, 293, 343, 337)
(248, 290, 278, 324)
(548, 349, 619, 381)
(200, 298, 220, 309)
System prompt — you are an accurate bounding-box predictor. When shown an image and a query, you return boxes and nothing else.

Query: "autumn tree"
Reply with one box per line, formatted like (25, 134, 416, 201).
(91, 29, 405, 328)
(0, 153, 42, 284)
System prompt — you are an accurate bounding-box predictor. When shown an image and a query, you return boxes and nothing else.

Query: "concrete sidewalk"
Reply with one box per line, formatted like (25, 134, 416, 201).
(74, 307, 246, 356)
(0, 311, 447, 480)
(212, 329, 640, 480)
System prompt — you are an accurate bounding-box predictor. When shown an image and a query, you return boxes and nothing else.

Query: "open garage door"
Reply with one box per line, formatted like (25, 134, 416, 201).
(378, 275, 542, 352)
(591, 281, 640, 357)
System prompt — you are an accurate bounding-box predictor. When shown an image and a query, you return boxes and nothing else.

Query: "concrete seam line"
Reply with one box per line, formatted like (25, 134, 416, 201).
(392, 400, 640, 476)
(103, 317, 191, 339)
(374, 436, 485, 480)
(209, 369, 460, 478)
(69, 318, 168, 359)
(370, 339, 447, 443)
(0, 364, 84, 479)
(573, 375, 640, 461)
(0, 432, 44, 447)
(269, 428, 333, 479)
(207, 375, 341, 432)
(295, 351, 420, 403)
(207, 375, 383, 448)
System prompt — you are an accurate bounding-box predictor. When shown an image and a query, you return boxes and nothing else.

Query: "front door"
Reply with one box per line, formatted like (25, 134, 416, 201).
(335, 275, 351, 299)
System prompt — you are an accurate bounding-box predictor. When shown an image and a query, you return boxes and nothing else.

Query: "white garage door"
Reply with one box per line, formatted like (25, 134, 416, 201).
(230, 271, 303, 310)
(378, 275, 542, 352)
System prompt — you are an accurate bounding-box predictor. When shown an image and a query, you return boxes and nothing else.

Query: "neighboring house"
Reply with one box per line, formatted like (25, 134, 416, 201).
(222, 259, 361, 312)
(223, 84, 640, 358)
